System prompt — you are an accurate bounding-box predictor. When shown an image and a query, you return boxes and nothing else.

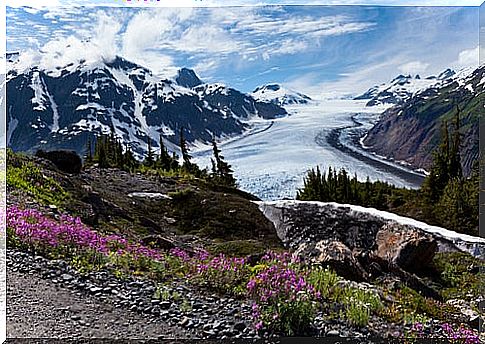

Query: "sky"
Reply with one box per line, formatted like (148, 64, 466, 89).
(5, 2, 482, 98)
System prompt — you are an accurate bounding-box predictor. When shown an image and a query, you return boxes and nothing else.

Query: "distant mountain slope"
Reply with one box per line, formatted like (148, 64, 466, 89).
(362, 65, 483, 176)
(355, 69, 462, 107)
(252, 84, 312, 106)
(6, 56, 287, 158)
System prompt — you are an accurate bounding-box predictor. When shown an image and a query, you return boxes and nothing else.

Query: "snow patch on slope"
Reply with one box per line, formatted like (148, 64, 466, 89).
(258, 200, 484, 256)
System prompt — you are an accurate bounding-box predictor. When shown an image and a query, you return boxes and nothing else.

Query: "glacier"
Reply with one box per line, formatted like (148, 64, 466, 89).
(193, 100, 418, 201)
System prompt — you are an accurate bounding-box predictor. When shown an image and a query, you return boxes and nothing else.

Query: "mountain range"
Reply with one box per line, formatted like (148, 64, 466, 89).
(355, 68, 466, 107)
(252, 84, 312, 106)
(362, 65, 483, 176)
(5, 56, 287, 158)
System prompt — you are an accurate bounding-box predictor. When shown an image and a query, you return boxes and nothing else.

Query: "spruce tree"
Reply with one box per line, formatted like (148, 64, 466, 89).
(210, 138, 236, 187)
(448, 105, 463, 179)
(85, 136, 93, 164)
(422, 120, 451, 202)
(180, 128, 192, 167)
(157, 134, 172, 170)
(145, 138, 155, 167)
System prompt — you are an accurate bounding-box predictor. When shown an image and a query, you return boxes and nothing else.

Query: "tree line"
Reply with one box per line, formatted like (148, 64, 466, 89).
(84, 125, 236, 188)
(297, 106, 479, 236)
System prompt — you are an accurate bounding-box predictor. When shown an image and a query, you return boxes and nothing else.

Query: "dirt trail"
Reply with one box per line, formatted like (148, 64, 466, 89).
(7, 269, 187, 339)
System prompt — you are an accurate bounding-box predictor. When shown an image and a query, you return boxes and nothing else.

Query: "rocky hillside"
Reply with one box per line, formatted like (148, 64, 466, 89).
(362, 65, 483, 176)
(6, 56, 287, 159)
(6, 151, 484, 340)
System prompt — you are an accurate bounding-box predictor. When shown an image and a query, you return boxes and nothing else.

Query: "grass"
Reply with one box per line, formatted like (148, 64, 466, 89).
(431, 252, 484, 302)
(7, 149, 68, 206)
(208, 240, 270, 257)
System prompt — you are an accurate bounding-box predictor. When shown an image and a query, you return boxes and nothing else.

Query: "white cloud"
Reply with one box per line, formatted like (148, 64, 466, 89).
(456, 45, 479, 67)
(176, 26, 240, 54)
(398, 61, 430, 75)
(269, 39, 309, 56)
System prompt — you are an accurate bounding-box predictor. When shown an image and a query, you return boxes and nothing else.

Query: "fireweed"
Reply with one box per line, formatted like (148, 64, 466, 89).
(247, 252, 320, 335)
(7, 206, 479, 337)
(7, 206, 162, 272)
(405, 322, 480, 343)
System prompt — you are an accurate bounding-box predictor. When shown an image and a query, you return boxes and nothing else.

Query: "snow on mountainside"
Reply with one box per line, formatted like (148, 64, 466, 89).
(6, 55, 287, 159)
(252, 84, 312, 106)
(355, 68, 475, 107)
(362, 64, 483, 177)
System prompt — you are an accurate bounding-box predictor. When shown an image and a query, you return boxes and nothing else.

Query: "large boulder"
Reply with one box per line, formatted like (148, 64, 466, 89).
(36, 149, 82, 174)
(295, 240, 368, 282)
(374, 224, 438, 272)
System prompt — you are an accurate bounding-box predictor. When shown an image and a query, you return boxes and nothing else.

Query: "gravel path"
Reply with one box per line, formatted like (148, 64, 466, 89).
(7, 269, 188, 339)
(6, 250, 260, 340)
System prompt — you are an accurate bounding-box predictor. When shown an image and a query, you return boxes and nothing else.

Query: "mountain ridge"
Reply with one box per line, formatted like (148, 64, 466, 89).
(6, 56, 287, 159)
(362, 65, 483, 177)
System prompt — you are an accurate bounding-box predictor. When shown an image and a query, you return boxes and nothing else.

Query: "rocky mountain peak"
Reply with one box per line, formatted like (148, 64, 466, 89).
(175, 68, 203, 89)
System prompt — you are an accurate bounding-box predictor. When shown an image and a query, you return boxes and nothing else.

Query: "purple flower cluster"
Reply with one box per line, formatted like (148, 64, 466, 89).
(407, 321, 480, 343)
(247, 264, 317, 303)
(246, 256, 319, 334)
(441, 323, 480, 344)
(195, 254, 246, 274)
(7, 206, 162, 260)
(261, 251, 301, 265)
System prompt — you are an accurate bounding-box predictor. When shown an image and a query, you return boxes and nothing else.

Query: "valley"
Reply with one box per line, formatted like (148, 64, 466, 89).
(193, 100, 422, 200)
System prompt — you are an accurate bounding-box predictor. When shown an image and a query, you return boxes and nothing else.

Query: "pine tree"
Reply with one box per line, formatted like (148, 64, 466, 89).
(85, 136, 93, 164)
(180, 128, 192, 167)
(448, 105, 463, 180)
(145, 138, 155, 167)
(210, 138, 236, 187)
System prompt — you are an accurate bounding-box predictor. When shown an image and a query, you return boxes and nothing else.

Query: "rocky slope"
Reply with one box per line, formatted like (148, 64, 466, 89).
(6, 152, 484, 340)
(361, 65, 483, 176)
(6, 56, 287, 159)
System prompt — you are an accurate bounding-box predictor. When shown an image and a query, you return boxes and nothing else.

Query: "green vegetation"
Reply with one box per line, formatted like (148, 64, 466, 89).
(86, 126, 236, 187)
(298, 106, 479, 236)
(208, 240, 270, 257)
(432, 252, 484, 302)
(6, 149, 68, 205)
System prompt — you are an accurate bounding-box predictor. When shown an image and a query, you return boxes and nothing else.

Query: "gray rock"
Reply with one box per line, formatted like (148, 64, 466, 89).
(234, 322, 246, 332)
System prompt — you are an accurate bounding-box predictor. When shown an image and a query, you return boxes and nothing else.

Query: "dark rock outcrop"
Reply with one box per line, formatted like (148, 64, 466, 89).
(35, 149, 82, 174)
(295, 240, 368, 282)
(175, 68, 203, 89)
(141, 235, 176, 250)
(374, 223, 438, 273)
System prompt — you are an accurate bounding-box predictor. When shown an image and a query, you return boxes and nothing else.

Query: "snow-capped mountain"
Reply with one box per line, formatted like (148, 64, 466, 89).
(5, 56, 287, 159)
(362, 64, 483, 177)
(195, 83, 287, 120)
(6, 51, 20, 63)
(355, 68, 466, 107)
(252, 84, 312, 106)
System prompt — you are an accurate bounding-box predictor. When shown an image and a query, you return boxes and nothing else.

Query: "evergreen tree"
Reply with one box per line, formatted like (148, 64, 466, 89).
(210, 138, 236, 187)
(422, 120, 451, 202)
(179, 128, 200, 175)
(180, 128, 191, 167)
(85, 136, 93, 163)
(448, 105, 463, 180)
(144, 138, 155, 167)
(157, 134, 173, 170)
